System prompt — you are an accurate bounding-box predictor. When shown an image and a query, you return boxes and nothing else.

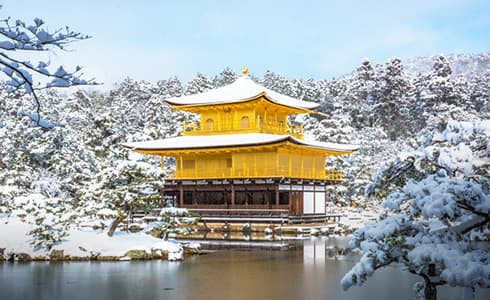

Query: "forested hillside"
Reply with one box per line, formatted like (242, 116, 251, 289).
(1, 53, 489, 248)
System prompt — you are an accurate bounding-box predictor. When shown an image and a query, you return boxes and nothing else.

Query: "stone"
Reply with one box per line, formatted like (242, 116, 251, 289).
(97, 256, 120, 261)
(65, 256, 89, 261)
(183, 245, 201, 256)
(168, 248, 184, 261)
(151, 249, 163, 259)
(16, 252, 32, 262)
(146, 227, 165, 239)
(33, 255, 48, 261)
(160, 251, 169, 260)
(124, 250, 149, 260)
(128, 224, 144, 233)
(50, 250, 65, 262)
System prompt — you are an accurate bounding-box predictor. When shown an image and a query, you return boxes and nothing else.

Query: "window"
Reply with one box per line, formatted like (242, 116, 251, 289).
(240, 116, 250, 129)
(226, 158, 232, 168)
(183, 191, 193, 205)
(278, 120, 284, 132)
(224, 110, 232, 130)
(279, 192, 289, 205)
(205, 118, 214, 131)
(257, 115, 263, 129)
(235, 192, 247, 205)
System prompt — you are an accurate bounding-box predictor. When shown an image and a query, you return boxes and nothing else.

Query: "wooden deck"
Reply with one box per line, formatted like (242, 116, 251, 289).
(191, 208, 289, 224)
(131, 208, 341, 225)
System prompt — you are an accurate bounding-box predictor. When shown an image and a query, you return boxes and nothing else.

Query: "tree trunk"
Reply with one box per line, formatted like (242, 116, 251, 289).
(107, 214, 126, 237)
(424, 281, 437, 300)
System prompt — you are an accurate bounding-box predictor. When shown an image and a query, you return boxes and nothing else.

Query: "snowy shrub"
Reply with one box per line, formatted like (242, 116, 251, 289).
(156, 208, 198, 240)
(342, 120, 490, 300)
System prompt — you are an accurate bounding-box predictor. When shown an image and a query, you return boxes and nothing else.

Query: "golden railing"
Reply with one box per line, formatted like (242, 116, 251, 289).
(182, 120, 303, 139)
(165, 167, 343, 181)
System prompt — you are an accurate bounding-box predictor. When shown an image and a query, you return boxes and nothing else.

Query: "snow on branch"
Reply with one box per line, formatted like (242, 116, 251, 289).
(0, 12, 96, 127)
(0, 16, 89, 51)
(342, 120, 490, 298)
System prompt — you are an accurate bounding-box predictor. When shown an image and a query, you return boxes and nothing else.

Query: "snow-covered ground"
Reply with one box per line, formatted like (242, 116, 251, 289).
(0, 215, 199, 261)
(336, 205, 382, 231)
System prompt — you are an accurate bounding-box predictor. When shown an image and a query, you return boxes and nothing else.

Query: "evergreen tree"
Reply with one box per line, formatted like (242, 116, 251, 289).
(342, 121, 490, 300)
(372, 57, 412, 139)
(212, 67, 238, 88)
(185, 73, 213, 95)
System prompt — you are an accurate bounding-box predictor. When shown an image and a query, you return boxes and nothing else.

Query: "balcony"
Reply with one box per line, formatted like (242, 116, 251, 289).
(165, 167, 343, 182)
(182, 120, 303, 139)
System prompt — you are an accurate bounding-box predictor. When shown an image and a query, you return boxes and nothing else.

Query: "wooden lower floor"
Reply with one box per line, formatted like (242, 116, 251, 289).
(163, 178, 338, 223)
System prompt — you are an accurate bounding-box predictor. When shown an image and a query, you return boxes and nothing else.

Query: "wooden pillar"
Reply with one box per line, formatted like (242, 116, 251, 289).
(264, 110, 267, 130)
(289, 191, 294, 215)
(217, 110, 221, 130)
(179, 184, 184, 207)
(231, 183, 235, 206)
(179, 156, 183, 178)
(301, 155, 304, 178)
(275, 185, 279, 207)
(312, 156, 315, 179)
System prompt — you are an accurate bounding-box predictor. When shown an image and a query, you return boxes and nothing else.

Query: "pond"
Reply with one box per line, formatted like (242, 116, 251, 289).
(1, 237, 489, 300)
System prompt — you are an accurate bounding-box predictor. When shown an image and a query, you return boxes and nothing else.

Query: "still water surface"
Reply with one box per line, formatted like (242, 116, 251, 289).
(1, 238, 489, 300)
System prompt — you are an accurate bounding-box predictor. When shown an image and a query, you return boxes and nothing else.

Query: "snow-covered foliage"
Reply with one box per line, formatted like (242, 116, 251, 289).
(404, 53, 490, 79)
(155, 208, 198, 239)
(0, 10, 95, 125)
(342, 121, 490, 299)
(1, 51, 489, 257)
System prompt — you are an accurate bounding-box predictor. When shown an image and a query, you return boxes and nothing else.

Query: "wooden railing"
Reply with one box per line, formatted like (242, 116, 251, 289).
(182, 120, 303, 139)
(166, 168, 343, 182)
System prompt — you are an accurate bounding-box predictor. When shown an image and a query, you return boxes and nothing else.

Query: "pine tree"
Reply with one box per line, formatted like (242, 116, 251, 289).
(185, 73, 213, 95)
(212, 67, 238, 88)
(372, 57, 413, 139)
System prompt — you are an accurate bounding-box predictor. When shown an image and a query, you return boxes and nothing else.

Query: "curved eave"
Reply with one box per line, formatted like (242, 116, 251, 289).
(122, 135, 289, 155)
(169, 93, 316, 114)
(290, 137, 359, 154)
(122, 134, 358, 156)
(165, 76, 320, 111)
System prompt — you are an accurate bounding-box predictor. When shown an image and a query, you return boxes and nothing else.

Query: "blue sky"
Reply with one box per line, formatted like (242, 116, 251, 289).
(2, 0, 489, 88)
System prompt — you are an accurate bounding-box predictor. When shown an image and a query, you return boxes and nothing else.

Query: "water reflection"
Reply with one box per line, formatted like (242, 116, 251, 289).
(1, 238, 489, 300)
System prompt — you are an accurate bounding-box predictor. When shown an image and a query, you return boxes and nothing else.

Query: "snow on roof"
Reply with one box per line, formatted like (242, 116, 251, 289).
(122, 133, 359, 153)
(166, 75, 320, 110)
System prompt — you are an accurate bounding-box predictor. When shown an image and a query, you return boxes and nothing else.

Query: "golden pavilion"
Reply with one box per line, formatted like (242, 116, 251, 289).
(123, 69, 358, 223)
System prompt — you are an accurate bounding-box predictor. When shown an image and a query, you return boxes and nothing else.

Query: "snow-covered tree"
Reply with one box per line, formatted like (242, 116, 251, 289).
(0, 9, 94, 125)
(341, 121, 490, 300)
(154, 207, 197, 240)
(469, 70, 490, 115)
(345, 59, 378, 128)
(212, 67, 238, 88)
(350, 58, 376, 103)
(415, 55, 475, 131)
(372, 57, 413, 139)
(185, 73, 213, 95)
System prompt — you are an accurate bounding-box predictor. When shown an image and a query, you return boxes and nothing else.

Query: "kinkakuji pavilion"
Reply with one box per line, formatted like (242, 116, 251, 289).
(123, 69, 358, 223)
